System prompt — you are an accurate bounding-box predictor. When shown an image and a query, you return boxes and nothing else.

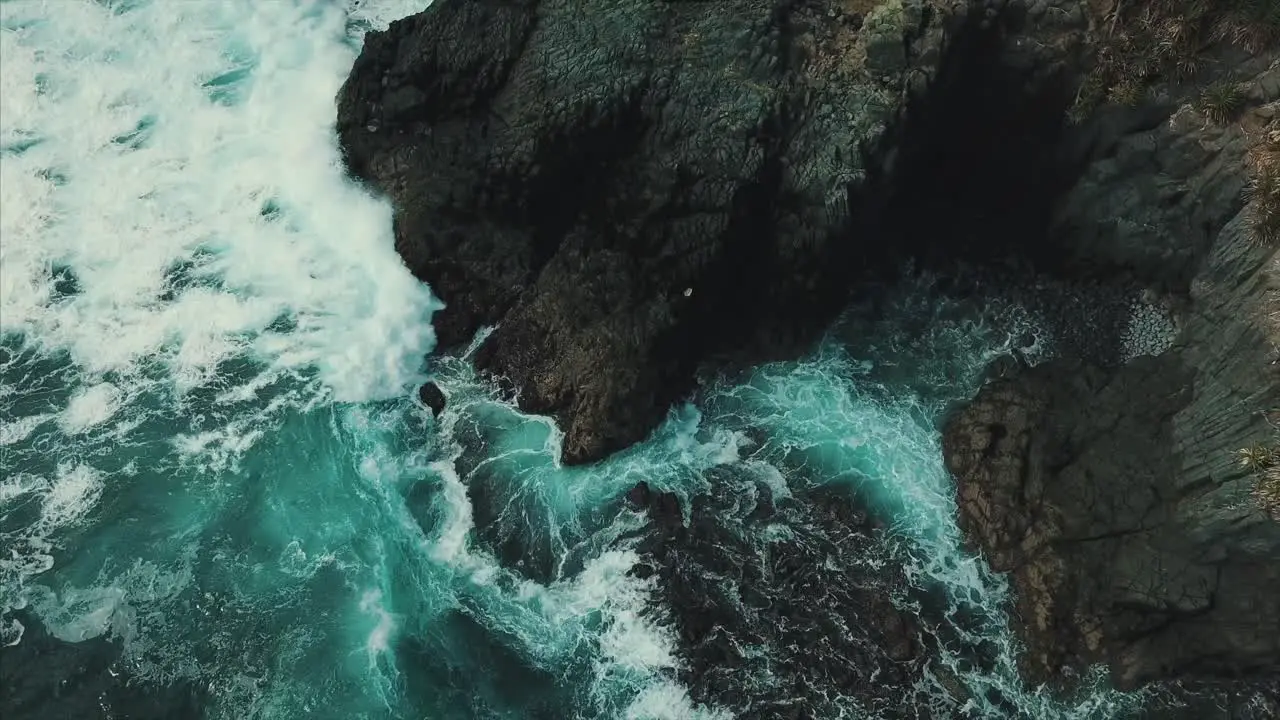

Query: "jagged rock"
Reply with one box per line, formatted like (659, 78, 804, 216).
(863, 0, 921, 73)
(417, 380, 446, 416)
(944, 41, 1280, 697)
(336, 0, 924, 464)
(336, 0, 1083, 465)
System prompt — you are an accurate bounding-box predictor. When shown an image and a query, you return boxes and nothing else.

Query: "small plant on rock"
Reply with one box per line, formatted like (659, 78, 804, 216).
(1213, 0, 1280, 54)
(1075, 0, 1280, 124)
(1196, 80, 1248, 125)
(1239, 443, 1280, 470)
(1246, 411, 1280, 521)
(1255, 463, 1280, 521)
(1246, 165, 1280, 246)
(1107, 77, 1145, 106)
(1068, 72, 1108, 125)
(1245, 149, 1280, 247)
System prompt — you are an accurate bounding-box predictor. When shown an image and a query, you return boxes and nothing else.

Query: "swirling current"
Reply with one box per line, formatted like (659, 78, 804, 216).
(0, 1, 1177, 718)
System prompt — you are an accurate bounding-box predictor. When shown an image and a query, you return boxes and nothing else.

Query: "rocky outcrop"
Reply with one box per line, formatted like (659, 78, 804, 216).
(944, 51, 1280, 695)
(338, 0, 892, 463)
(340, 0, 1280, 704)
(417, 380, 446, 416)
(336, 0, 1091, 465)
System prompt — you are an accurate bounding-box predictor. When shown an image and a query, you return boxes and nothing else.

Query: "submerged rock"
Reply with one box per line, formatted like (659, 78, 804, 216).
(624, 480, 682, 529)
(626, 475, 929, 718)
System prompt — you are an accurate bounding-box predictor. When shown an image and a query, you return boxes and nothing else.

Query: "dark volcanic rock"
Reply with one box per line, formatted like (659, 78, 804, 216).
(337, 0, 907, 464)
(945, 357, 1197, 684)
(0, 610, 206, 720)
(625, 480, 683, 529)
(336, 0, 1086, 464)
(418, 380, 446, 416)
(340, 0, 1280, 705)
(628, 474, 926, 719)
(1136, 677, 1280, 720)
(945, 344, 1280, 693)
(943, 53, 1280, 698)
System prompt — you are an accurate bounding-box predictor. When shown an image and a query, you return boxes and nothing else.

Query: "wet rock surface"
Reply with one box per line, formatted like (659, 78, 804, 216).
(338, 0, 895, 464)
(337, 0, 1092, 466)
(626, 476, 927, 719)
(945, 343, 1280, 697)
(417, 380, 446, 416)
(339, 0, 1280, 711)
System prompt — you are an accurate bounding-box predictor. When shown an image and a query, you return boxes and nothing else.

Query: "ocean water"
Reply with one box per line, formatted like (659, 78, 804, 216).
(0, 1, 1154, 718)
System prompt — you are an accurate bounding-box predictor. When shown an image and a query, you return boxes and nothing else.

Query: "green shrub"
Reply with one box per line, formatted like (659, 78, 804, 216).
(1075, 0, 1280, 120)
(1107, 77, 1144, 106)
(1213, 0, 1280, 54)
(1244, 411, 1280, 521)
(1068, 72, 1108, 124)
(1239, 443, 1280, 470)
(1196, 80, 1248, 125)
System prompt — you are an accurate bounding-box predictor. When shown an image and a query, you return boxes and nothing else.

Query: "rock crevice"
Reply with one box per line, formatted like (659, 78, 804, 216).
(944, 49, 1280, 697)
(337, 0, 1094, 464)
(339, 0, 1280, 705)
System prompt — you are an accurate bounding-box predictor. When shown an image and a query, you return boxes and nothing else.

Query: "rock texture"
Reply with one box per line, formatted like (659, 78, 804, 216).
(627, 477, 924, 719)
(339, 0, 885, 463)
(340, 0, 1280, 706)
(944, 51, 1280, 695)
(336, 0, 1085, 465)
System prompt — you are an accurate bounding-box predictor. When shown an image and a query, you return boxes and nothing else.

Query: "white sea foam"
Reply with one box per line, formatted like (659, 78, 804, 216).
(359, 588, 396, 660)
(0, 471, 44, 504)
(0, 413, 52, 445)
(586, 550, 679, 672)
(0, 0, 439, 410)
(171, 421, 268, 475)
(624, 680, 735, 720)
(0, 0, 437, 594)
(0, 464, 106, 602)
(411, 374, 731, 718)
(429, 460, 478, 566)
(348, 0, 431, 31)
(60, 382, 123, 434)
(1, 0, 438, 698)
(40, 463, 104, 528)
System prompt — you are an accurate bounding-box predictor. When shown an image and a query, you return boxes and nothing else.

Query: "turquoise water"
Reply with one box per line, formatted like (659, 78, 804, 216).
(0, 1, 1151, 718)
